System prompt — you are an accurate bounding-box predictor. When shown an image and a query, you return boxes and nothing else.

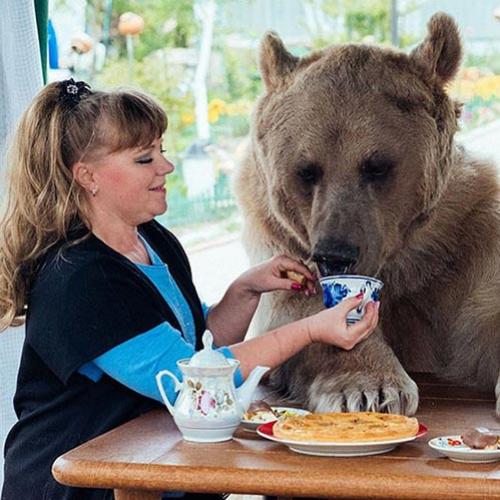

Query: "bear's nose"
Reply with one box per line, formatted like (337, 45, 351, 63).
(312, 241, 360, 276)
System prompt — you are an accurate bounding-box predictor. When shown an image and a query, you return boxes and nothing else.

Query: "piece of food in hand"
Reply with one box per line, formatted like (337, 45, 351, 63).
(286, 271, 306, 285)
(274, 412, 419, 442)
(461, 427, 500, 449)
(243, 400, 277, 422)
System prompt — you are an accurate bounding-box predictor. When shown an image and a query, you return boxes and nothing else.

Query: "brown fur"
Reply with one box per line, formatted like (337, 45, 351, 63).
(235, 13, 500, 417)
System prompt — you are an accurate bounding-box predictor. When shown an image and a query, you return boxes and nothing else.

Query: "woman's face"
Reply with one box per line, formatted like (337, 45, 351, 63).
(85, 137, 174, 226)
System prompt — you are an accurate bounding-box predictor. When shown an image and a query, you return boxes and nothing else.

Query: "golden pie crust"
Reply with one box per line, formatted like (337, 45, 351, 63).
(273, 412, 419, 442)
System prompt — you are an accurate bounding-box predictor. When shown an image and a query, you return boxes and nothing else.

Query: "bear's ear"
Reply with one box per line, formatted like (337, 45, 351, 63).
(260, 32, 299, 92)
(410, 12, 462, 85)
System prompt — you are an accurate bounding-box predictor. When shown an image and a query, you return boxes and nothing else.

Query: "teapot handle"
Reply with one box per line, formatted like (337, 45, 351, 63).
(156, 370, 182, 415)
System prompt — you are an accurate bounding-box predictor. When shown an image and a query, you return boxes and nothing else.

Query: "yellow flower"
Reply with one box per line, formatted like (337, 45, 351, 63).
(448, 75, 500, 101)
(208, 98, 227, 114)
(208, 107, 220, 123)
(180, 112, 195, 125)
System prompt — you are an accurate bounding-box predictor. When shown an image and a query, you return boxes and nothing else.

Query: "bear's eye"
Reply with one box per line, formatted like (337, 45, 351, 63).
(296, 162, 323, 186)
(360, 154, 394, 183)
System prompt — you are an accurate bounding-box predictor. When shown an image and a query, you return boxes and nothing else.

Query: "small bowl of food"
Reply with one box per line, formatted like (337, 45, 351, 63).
(428, 427, 500, 463)
(241, 400, 310, 432)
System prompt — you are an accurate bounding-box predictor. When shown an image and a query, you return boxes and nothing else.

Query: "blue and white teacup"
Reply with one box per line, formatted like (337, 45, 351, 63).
(319, 275, 383, 324)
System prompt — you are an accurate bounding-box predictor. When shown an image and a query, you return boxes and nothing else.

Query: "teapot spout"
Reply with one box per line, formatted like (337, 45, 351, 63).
(236, 365, 270, 412)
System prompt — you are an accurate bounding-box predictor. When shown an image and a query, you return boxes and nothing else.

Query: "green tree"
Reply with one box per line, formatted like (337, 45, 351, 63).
(83, 0, 197, 60)
(219, 45, 260, 102)
(321, 0, 390, 43)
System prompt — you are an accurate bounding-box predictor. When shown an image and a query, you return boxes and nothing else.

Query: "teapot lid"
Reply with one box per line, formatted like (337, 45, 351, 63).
(190, 331, 230, 367)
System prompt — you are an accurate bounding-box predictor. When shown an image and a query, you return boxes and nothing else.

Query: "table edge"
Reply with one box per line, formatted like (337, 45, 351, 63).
(52, 455, 500, 499)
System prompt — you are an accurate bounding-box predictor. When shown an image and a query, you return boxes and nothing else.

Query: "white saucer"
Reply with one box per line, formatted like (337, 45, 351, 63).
(428, 435, 500, 463)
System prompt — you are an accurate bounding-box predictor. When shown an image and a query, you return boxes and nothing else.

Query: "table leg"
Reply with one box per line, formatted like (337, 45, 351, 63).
(271, 498, 365, 500)
(114, 489, 162, 500)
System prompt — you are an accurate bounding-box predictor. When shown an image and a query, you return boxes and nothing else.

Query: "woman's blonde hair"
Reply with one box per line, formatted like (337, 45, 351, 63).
(0, 81, 167, 330)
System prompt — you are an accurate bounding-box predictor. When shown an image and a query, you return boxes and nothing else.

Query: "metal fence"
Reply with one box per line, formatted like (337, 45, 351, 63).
(157, 175, 238, 228)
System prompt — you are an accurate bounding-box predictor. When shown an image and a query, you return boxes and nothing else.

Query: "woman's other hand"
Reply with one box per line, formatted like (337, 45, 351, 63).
(229, 296, 380, 378)
(236, 255, 317, 297)
(306, 297, 380, 350)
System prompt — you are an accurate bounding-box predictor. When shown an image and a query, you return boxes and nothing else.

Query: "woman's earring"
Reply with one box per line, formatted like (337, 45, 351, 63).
(90, 186, 98, 197)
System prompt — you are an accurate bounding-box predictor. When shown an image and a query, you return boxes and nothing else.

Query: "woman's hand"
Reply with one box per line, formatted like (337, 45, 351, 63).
(306, 297, 380, 350)
(235, 255, 317, 297)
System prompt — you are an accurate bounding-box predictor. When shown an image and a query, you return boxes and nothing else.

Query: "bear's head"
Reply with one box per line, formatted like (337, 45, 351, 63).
(246, 12, 462, 278)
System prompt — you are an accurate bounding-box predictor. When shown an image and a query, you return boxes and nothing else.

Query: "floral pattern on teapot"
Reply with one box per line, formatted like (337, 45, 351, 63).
(186, 378, 234, 417)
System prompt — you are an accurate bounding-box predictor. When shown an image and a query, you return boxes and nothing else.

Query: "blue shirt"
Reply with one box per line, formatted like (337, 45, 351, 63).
(78, 236, 243, 404)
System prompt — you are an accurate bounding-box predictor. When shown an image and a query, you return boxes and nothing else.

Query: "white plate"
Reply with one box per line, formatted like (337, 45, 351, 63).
(428, 435, 500, 463)
(240, 407, 310, 432)
(257, 421, 428, 457)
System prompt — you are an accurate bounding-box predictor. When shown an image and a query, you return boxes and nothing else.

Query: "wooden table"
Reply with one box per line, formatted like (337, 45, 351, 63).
(52, 374, 500, 500)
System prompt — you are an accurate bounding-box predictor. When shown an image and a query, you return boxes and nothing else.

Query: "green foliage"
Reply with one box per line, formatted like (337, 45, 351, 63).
(165, 169, 188, 198)
(345, 9, 389, 42)
(320, 0, 391, 43)
(158, 173, 237, 228)
(465, 53, 500, 75)
(113, 0, 197, 58)
(399, 33, 419, 49)
(89, 0, 259, 152)
(219, 46, 261, 102)
(95, 55, 196, 155)
(85, 0, 197, 59)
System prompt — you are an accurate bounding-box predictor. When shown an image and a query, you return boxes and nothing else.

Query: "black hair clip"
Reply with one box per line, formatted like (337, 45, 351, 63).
(57, 78, 91, 108)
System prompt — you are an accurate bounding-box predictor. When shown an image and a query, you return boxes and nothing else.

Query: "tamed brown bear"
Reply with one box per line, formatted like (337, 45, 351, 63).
(235, 13, 500, 417)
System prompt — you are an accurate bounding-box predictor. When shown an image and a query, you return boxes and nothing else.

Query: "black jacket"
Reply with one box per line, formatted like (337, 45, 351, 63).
(2, 220, 205, 500)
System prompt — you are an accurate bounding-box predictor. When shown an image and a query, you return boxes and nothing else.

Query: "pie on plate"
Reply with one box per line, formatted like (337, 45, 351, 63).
(273, 411, 419, 443)
(257, 414, 427, 457)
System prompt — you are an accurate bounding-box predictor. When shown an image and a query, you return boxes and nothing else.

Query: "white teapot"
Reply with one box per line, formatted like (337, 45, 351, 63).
(156, 331, 270, 442)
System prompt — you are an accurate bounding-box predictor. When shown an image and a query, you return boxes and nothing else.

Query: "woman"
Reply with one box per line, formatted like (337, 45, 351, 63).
(0, 79, 379, 500)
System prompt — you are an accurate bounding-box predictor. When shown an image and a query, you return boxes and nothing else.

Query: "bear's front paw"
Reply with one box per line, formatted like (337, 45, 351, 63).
(307, 370, 419, 416)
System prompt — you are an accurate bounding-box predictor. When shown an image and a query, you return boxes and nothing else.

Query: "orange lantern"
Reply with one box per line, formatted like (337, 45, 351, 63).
(118, 12, 145, 36)
(70, 32, 94, 54)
